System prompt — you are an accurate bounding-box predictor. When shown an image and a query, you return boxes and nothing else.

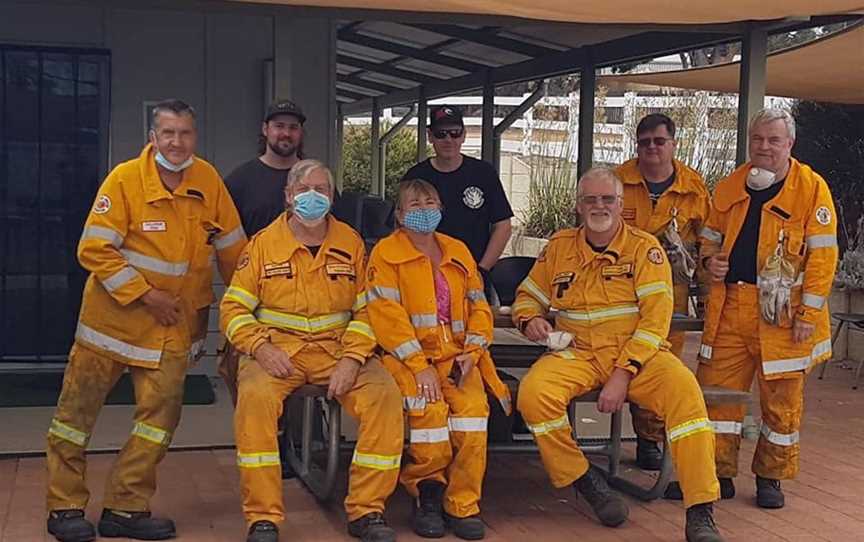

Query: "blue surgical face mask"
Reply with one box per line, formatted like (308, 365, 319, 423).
(155, 151, 194, 172)
(403, 208, 442, 234)
(293, 189, 331, 223)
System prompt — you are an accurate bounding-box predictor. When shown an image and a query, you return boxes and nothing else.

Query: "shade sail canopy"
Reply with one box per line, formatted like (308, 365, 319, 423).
(232, 0, 864, 25)
(601, 25, 864, 104)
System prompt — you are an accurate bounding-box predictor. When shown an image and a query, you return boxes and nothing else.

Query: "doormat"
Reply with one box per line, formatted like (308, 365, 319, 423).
(0, 373, 216, 407)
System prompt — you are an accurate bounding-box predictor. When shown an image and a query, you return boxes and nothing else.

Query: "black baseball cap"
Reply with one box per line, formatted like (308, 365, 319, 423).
(265, 99, 306, 124)
(429, 106, 464, 129)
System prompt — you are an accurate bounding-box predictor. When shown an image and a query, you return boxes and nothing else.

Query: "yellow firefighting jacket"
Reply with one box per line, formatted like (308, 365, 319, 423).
(366, 229, 511, 412)
(220, 214, 376, 363)
(512, 223, 674, 374)
(617, 158, 711, 313)
(76, 144, 245, 367)
(699, 159, 838, 379)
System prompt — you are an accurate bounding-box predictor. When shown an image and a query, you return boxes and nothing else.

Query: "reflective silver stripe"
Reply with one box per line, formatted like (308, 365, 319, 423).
(101, 266, 140, 292)
(526, 414, 570, 436)
(669, 417, 712, 442)
(76, 323, 162, 363)
(636, 281, 672, 299)
(352, 451, 401, 470)
(410, 426, 450, 443)
(711, 421, 743, 435)
(559, 305, 639, 322)
(520, 277, 550, 308)
(700, 227, 723, 243)
(226, 314, 258, 340)
(699, 344, 713, 360)
(368, 286, 401, 303)
(346, 320, 376, 340)
(404, 396, 426, 411)
(81, 225, 123, 247)
(131, 422, 170, 445)
(256, 309, 351, 333)
(449, 417, 488, 432)
(451, 320, 465, 333)
(465, 334, 488, 347)
(213, 226, 246, 250)
(49, 419, 88, 446)
(119, 249, 188, 277)
(410, 313, 439, 328)
(806, 234, 837, 249)
(237, 452, 281, 468)
(812, 338, 832, 361)
(353, 292, 368, 312)
(466, 289, 486, 303)
(393, 339, 422, 361)
(762, 355, 810, 374)
(633, 329, 663, 348)
(224, 286, 259, 311)
(802, 293, 826, 310)
(760, 424, 799, 446)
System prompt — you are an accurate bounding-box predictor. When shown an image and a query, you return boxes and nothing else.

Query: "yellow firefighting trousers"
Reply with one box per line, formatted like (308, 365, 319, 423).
(46, 342, 188, 512)
(697, 284, 804, 480)
(518, 349, 720, 508)
(235, 347, 403, 526)
(393, 358, 491, 519)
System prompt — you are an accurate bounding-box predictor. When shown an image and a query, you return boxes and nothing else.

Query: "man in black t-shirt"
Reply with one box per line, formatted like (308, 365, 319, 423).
(402, 106, 513, 295)
(225, 99, 306, 237)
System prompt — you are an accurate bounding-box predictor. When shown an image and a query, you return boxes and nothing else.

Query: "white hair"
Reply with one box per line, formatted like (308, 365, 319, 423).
(749, 108, 796, 140)
(285, 159, 335, 191)
(577, 167, 624, 196)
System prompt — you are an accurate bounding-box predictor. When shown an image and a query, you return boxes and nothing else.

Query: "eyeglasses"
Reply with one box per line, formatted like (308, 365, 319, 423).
(637, 136, 672, 148)
(579, 195, 620, 206)
(432, 129, 464, 139)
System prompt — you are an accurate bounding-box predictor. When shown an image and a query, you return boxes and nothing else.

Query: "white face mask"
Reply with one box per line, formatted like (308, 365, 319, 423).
(747, 167, 777, 191)
(155, 151, 194, 173)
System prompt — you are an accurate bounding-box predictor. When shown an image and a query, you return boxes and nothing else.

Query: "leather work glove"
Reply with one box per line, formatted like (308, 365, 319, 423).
(661, 223, 696, 285)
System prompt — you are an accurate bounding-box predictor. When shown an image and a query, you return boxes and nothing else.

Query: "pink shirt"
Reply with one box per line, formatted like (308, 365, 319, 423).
(433, 269, 452, 324)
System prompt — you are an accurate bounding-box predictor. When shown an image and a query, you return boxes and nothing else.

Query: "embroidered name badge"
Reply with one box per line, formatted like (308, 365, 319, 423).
(326, 263, 355, 277)
(264, 261, 293, 278)
(142, 221, 167, 232)
(601, 264, 633, 277)
(622, 208, 637, 220)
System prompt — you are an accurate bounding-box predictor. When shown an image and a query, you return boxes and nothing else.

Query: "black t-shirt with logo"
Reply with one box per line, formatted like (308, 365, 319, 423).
(224, 158, 290, 237)
(402, 155, 514, 264)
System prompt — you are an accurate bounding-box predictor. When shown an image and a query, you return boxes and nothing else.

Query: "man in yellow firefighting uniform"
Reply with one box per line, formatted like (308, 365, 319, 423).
(697, 108, 837, 509)
(616, 113, 711, 470)
(514, 168, 723, 542)
(366, 179, 512, 541)
(221, 160, 403, 542)
(46, 99, 246, 542)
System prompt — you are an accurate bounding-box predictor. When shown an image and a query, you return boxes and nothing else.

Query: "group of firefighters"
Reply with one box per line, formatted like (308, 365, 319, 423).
(42, 97, 837, 542)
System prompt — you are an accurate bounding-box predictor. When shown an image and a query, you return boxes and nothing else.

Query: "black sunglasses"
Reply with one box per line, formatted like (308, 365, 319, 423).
(432, 129, 464, 139)
(637, 136, 672, 148)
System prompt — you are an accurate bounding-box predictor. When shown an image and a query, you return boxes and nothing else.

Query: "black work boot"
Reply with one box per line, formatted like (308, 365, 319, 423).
(756, 476, 785, 509)
(665, 477, 735, 501)
(247, 520, 279, 542)
(347, 512, 396, 542)
(574, 466, 629, 527)
(685, 503, 724, 542)
(635, 437, 663, 471)
(412, 480, 446, 538)
(47, 510, 96, 542)
(445, 513, 485, 540)
(98, 509, 176, 540)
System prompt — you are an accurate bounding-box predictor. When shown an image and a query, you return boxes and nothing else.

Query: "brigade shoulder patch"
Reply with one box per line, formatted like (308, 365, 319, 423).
(816, 206, 832, 225)
(236, 252, 250, 270)
(93, 195, 111, 214)
(647, 247, 664, 264)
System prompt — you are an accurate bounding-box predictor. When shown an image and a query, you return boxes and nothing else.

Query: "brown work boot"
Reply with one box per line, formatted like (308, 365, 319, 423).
(47, 510, 96, 542)
(574, 466, 629, 527)
(685, 503, 724, 542)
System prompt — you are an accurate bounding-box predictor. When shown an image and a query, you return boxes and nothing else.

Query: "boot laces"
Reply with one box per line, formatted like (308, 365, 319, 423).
(689, 505, 717, 530)
(365, 512, 386, 527)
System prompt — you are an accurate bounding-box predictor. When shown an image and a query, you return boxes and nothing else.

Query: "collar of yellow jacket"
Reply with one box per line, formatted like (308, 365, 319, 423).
(138, 143, 209, 204)
(378, 229, 473, 268)
(713, 158, 809, 213)
(616, 158, 706, 196)
(571, 221, 631, 266)
(271, 213, 359, 267)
